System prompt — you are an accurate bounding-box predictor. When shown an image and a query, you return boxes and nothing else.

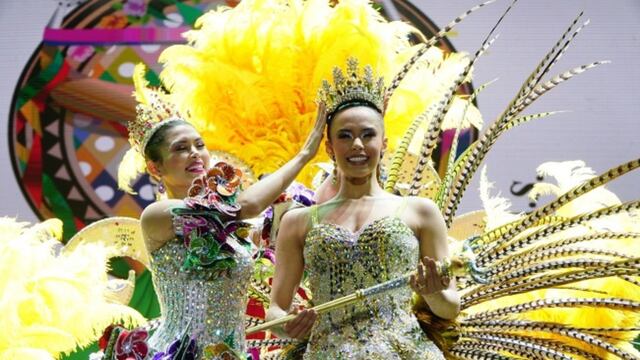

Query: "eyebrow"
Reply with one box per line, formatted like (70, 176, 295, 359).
(337, 127, 377, 133)
(170, 137, 204, 145)
(170, 139, 188, 146)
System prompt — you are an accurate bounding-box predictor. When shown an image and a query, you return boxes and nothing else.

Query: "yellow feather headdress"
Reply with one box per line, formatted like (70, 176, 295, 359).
(117, 64, 185, 194)
(158, 0, 480, 185)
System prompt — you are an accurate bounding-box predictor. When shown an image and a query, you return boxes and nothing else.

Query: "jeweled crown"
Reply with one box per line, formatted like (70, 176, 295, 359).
(317, 57, 386, 119)
(127, 91, 184, 155)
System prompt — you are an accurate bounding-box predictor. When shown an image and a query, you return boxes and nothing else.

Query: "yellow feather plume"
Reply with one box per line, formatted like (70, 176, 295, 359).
(159, 0, 479, 185)
(132, 63, 150, 105)
(0, 218, 145, 359)
(116, 147, 147, 194)
(116, 64, 153, 194)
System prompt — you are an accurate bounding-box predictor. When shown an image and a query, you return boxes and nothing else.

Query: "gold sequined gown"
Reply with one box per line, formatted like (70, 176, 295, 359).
(147, 237, 253, 358)
(303, 208, 445, 359)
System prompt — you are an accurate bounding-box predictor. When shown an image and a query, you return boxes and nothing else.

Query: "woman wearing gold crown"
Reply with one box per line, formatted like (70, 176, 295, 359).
(266, 58, 456, 359)
(264, 56, 640, 359)
(105, 61, 326, 359)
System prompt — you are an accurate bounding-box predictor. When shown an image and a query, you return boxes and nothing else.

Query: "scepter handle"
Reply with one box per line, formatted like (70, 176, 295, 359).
(246, 272, 412, 335)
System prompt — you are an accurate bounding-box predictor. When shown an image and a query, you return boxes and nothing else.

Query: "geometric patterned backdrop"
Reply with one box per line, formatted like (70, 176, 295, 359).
(10, 0, 227, 239)
(8, 0, 475, 241)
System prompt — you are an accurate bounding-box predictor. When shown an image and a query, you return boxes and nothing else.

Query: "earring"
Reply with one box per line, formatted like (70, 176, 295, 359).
(377, 153, 386, 185)
(331, 158, 337, 185)
(157, 181, 166, 194)
(377, 164, 387, 185)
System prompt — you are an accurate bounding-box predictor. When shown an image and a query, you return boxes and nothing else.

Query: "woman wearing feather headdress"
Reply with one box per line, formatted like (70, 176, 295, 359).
(266, 58, 457, 359)
(100, 63, 326, 359)
(248, 2, 640, 359)
(264, 51, 640, 360)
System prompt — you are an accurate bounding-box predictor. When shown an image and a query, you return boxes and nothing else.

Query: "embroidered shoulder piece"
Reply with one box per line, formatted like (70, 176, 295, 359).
(171, 162, 252, 273)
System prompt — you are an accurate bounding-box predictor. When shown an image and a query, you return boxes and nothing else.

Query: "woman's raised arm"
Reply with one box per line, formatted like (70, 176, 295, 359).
(237, 104, 326, 219)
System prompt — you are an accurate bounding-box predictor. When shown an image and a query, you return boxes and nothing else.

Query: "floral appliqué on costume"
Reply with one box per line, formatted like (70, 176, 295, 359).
(172, 161, 252, 274)
(97, 326, 150, 360)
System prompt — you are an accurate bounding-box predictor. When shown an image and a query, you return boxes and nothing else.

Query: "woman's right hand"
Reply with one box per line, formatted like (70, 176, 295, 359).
(282, 308, 318, 339)
(298, 102, 327, 161)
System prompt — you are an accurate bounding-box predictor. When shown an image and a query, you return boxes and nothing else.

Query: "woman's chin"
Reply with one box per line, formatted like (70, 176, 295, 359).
(343, 172, 374, 184)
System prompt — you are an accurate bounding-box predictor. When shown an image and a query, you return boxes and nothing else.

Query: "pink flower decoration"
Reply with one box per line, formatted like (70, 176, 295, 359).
(114, 328, 149, 360)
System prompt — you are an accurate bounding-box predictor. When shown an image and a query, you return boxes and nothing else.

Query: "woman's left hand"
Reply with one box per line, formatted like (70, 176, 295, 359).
(409, 256, 451, 296)
(299, 102, 327, 161)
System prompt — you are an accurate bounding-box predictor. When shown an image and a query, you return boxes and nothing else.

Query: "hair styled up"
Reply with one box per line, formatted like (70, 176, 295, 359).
(143, 119, 191, 162)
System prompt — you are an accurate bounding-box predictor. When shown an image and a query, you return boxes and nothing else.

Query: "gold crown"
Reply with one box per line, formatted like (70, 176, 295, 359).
(317, 57, 386, 119)
(127, 91, 184, 155)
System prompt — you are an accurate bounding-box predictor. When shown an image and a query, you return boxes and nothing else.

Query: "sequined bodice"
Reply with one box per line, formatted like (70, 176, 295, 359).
(303, 214, 444, 359)
(148, 238, 253, 357)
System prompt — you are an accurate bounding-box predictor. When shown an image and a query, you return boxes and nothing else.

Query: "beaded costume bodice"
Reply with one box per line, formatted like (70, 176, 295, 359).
(148, 238, 253, 358)
(302, 203, 444, 359)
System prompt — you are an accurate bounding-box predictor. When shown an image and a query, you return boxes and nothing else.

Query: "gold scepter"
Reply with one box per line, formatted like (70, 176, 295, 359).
(245, 257, 476, 335)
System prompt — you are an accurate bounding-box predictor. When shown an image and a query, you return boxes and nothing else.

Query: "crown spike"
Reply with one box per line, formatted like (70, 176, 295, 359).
(128, 74, 185, 156)
(317, 57, 386, 119)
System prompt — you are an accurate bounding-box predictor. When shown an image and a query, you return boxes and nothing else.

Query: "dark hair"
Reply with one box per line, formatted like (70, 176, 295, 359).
(326, 101, 383, 139)
(143, 119, 191, 162)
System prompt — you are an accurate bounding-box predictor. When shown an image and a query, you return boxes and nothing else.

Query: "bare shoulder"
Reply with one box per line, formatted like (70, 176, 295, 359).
(140, 199, 184, 251)
(402, 197, 449, 258)
(406, 196, 440, 218)
(403, 196, 446, 233)
(277, 206, 313, 246)
(280, 206, 312, 232)
(140, 199, 183, 226)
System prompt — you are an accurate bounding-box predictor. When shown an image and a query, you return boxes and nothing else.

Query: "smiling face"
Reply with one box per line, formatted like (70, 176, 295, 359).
(326, 106, 387, 182)
(146, 123, 211, 196)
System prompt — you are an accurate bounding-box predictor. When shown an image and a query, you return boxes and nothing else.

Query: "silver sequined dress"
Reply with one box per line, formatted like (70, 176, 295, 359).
(303, 207, 445, 360)
(147, 237, 253, 358)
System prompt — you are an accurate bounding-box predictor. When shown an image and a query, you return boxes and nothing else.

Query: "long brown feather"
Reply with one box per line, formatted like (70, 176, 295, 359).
(385, 0, 498, 96)
(477, 159, 640, 265)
